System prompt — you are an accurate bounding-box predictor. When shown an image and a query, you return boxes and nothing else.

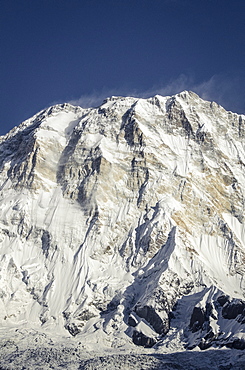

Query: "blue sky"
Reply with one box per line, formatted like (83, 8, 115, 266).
(1, 0, 245, 135)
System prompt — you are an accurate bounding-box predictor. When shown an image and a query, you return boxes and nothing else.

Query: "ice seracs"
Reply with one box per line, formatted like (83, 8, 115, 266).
(0, 91, 245, 352)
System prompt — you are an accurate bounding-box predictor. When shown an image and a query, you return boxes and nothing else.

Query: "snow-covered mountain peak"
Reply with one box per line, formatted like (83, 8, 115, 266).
(0, 91, 245, 354)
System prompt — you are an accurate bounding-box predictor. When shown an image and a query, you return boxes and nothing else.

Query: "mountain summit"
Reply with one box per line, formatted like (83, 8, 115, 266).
(0, 91, 245, 353)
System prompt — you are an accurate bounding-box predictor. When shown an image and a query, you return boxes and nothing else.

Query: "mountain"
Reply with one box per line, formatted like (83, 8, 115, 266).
(0, 91, 245, 365)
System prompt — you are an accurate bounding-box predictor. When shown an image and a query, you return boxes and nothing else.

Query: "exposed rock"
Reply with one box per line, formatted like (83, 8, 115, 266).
(222, 299, 245, 320)
(66, 323, 81, 337)
(134, 304, 168, 335)
(217, 295, 230, 307)
(226, 339, 245, 350)
(189, 307, 205, 332)
(132, 330, 156, 348)
(128, 314, 138, 327)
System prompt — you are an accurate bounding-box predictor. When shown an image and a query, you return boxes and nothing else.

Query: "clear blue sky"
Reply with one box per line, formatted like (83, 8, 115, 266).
(1, 0, 245, 135)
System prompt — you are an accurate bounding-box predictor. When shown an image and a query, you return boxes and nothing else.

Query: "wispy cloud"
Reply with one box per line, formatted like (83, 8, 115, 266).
(69, 73, 244, 114)
(192, 75, 244, 114)
(68, 75, 192, 108)
(68, 89, 121, 109)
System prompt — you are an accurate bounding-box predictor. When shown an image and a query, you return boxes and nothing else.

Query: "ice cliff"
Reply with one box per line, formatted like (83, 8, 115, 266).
(0, 91, 245, 351)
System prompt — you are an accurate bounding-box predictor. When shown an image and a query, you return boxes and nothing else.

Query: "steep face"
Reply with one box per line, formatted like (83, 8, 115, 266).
(0, 92, 245, 350)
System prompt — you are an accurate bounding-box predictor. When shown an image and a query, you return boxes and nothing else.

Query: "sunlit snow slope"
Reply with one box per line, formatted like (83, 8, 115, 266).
(0, 92, 245, 350)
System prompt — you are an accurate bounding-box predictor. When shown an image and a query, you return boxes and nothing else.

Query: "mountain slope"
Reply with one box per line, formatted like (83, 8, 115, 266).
(0, 92, 245, 351)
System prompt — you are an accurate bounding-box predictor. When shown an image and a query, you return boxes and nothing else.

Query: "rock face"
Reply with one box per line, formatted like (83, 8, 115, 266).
(0, 92, 245, 350)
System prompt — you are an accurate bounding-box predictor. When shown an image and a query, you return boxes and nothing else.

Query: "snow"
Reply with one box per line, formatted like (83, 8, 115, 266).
(223, 212, 245, 246)
(0, 92, 245, 367)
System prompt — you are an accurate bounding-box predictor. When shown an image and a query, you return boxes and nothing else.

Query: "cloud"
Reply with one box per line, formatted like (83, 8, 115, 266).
(69, 73, 244, 114)
(139, 74, 244, 114)
(140, 74, 194, 98)
(68, 75, 192, 109)
(68, 90, 119, 109)
(192, 74, 244, 114)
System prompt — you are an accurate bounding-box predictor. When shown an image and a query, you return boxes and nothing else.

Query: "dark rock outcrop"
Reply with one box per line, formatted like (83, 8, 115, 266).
(222, 299, 245, 320)
(132, 330, 156, 348)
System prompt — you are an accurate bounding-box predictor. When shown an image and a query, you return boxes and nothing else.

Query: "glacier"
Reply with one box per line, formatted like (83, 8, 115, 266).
(0, 91, 245, 368)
